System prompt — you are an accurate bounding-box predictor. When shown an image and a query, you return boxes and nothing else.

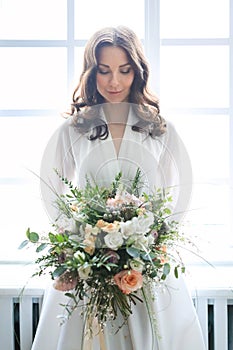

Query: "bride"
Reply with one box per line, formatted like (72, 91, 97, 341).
(32, 26, 206, 350)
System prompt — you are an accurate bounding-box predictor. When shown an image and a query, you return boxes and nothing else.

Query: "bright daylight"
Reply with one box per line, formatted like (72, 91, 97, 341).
(0, 0, 232, 350)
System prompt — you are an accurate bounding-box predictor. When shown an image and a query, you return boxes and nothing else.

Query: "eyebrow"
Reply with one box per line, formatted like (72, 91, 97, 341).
(98, 63, 131, 68)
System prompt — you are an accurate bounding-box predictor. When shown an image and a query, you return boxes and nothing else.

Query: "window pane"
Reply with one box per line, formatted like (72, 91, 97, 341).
(0, 181, 48, 261)
(0, 48, 67, 109)
(160, 46, 229, 108)
(75, 0, 144, 39)
(170, 114, 230, 181)
(0, 0, 67, 39)
(0, 116, 63, 260)
(169, 114, 231, 257)
(73, 47, 85, 89)
(184, 182, 231, 261)
(160, 0, 229, 38)
(0, 116, 63, 178)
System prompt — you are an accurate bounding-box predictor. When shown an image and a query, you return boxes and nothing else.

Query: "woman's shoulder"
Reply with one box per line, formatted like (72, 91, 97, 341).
(161, 118, 179, 138)
(49, 116, 82, 149)
(156, 118, 184, 152)
(57, 115, 80, 135)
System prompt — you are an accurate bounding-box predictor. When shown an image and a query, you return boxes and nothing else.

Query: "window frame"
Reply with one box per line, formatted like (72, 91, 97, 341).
(0, 0, 232, 265)
(146, 0, 233, 266)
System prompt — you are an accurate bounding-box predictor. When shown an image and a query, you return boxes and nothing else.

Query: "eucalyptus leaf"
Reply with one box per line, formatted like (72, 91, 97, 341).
(161, 273, 166, 280)
(65, 292, 77, 301)
(26, 227, 31, 240)
(28, 231, 39, 243)
(18, 240, 29, 250)
(174, 266, 179, 278)
(140, 252, 151, 261)
(36, 243, 48, 253)
(150, 270, 157, 278)
(147, 252, 157, 259)
(162, 263, 171, 276)
(126, 247, 140, 258)
(52, 266, 66, 278)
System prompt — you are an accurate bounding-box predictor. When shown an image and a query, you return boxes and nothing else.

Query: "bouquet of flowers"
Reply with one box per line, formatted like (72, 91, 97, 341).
(20, 169, 186, 341)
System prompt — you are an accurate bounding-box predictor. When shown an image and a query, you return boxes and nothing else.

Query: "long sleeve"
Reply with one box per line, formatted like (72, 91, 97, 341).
(40, 118, 76, 223)
(158, 121, 193, 222)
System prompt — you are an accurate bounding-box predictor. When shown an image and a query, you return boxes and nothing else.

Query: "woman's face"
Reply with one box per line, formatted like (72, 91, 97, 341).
(96, 46, 135, 103)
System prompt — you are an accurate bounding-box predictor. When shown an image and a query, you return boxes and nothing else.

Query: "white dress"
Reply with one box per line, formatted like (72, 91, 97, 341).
(32, 106, 206, 350)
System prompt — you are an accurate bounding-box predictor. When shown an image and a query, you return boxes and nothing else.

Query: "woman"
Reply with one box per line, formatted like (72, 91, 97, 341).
(33, 26, 206, 350)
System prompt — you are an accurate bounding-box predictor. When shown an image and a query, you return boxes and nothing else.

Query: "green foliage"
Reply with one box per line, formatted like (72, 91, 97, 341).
(131, 168, 142, 197)
(18, 240, 29, 250)
(161, 263, 171, 280)
(36, 243, 48, 253)
(26, 228, 39, 243)
(20, 168, 189, 335)
(126, 247, 140, 258)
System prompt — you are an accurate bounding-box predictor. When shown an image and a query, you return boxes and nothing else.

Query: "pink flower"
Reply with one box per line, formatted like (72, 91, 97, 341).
(105, 250, 120, 264)
(151, 229, 159, 242)
(106, 191, 143, 208)
(114, 270, 143, 294)
(53, 271, 78, 292)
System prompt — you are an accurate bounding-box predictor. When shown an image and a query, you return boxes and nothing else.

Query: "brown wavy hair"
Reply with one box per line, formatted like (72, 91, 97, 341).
(70, 26, 166, 139)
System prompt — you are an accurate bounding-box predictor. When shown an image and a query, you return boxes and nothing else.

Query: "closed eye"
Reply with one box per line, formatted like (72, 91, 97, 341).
(120, 68, 132, 74)
(97, 68, 110, 75)
(97, 64, 132, 75)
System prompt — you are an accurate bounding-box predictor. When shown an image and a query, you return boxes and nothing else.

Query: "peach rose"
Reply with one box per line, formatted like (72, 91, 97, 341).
(102, 221, 120, 233)
(114, 270, 143, 294)
(160, 245, 167, 253)
(83, 235, 96, 255)
(96, 219, 107, 228)
(158, 245, 168, 264)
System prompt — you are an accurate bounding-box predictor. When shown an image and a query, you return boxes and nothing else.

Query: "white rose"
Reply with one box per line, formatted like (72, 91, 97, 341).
(57, 216, 78, 233)
(78, 265, 92, 280)
(120, 220, 137, 239)
(147, 233, 155, 246)
(104, 232, 124, 250)
(84, 224, 99, 237)
(134, 211, 154, 234)
(129, 258, 144, 272)
(91, 226, 99, 235)
(74, 250, 86, 262)
(132, 234, 149, 250)
(69, 234, 80, 242)
(84, 223, 93, 235)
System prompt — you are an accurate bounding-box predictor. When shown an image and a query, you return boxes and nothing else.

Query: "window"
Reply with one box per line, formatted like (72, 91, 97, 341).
(159, 0, 232, 265)
(0, 0, 232, 266)
(0, 0, 144, 262)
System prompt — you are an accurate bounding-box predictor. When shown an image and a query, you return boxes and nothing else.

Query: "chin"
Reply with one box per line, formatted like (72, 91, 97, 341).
(106, 96, 129, 104)
(108, 99, 124, 103)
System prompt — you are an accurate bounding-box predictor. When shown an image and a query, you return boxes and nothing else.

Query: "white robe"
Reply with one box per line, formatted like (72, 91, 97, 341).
(33, 106, 206, 350)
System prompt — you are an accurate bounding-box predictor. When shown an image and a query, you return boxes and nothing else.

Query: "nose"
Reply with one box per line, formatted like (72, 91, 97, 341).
(109, 72, 120, 87)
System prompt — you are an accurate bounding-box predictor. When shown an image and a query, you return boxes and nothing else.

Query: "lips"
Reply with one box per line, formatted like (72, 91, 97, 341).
(107, 90, 122, 94)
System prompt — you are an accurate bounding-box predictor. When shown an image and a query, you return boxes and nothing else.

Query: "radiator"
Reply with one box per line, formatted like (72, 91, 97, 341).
(193, 289, 233, 350)
(0, 289, 43, 350)
(0, 288, 232, 350)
